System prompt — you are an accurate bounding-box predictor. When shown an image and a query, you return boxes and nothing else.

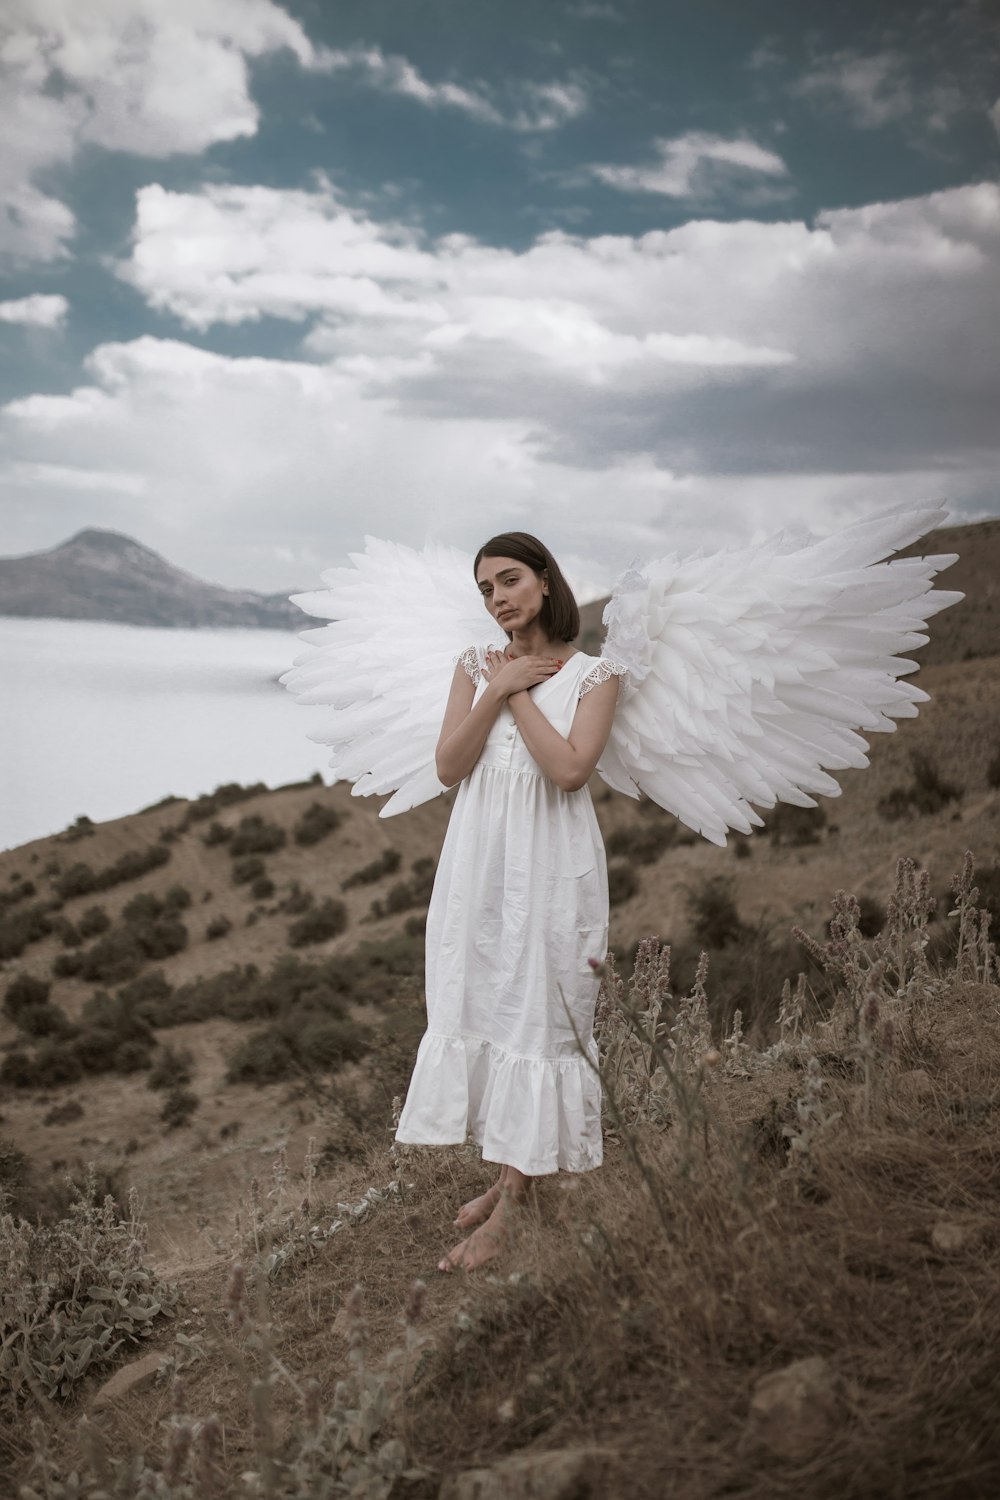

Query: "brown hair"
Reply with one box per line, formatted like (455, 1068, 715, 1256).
(474, 532, 580, 643)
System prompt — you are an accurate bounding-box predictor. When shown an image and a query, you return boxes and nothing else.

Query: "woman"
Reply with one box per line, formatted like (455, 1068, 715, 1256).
(393, 532, 628, 1273)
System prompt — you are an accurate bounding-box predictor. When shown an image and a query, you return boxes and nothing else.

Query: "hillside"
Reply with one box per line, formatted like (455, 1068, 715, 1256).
(1, 516, 999, 1496)
(0, 528, 302, 629)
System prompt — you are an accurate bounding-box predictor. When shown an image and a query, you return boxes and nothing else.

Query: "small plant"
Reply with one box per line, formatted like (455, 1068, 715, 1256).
(608, 863, 638, 906)
(987, 748, 1000, 790)
(281, 881, 314, 915)
(343, 847, 402, 889)
(202, 819, 233, 847)
(878, 751, 963, 821)
(147, 1045, 194, 1092)
(78, 905, 110, 939)
(605, 823, 672, 865)
(206, 914, 233, 940)
(160, 1086, 199, 1129)
(53, 843, 171, 900)
(251, 875, 276, 900)
(229, 813, 287, 857)
(232, 855, 266, 886)
(3, 973, 51, 1020)
(764, 802, 828, 847)
(288, 897, 349, 947)
(293, 800, 342, 847)
(0, 1167, 176, 1403)
(0, 902, 54, 962)
(685, 875, 749, 949)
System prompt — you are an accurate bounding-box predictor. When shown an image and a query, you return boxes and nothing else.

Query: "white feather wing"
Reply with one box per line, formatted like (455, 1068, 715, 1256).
(599, 504, 963, 846)
(280, 538, 505, 816)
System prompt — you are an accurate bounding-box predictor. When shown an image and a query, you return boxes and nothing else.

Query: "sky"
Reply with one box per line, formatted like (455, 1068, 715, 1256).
(0, 0, 998, 601)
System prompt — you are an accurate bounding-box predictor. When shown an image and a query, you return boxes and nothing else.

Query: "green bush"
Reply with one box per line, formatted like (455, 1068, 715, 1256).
(685, 876, 750, 949)
(3, 973, 51, 1020)
(147, 1045, 193, 1092)
(54, 843, 170, 901)
(288, 897, 349, 947)
(0, 879, 36, 914)
(78, 905, 110, 939)
(281, 882, 314, 915)
(251, 875, 275, 900)
(229, 814, 287, 857)
(158, 964, 261, 1026)
(342, 848, 402, 889)
(202, 820, 232, 847)
(608, 863, 639, 907)
(181, 780, 266, 826)
(206, 914, 233, 940)
(605, 824, 672, 865)
(52, 951, 83, 978)
(226, 1014, 370, 1084)
(764, 802, 828, 847)
(0, 902, 54, 961)
(78, 929, 145, 986)
(878, 751, 963, 821)
(293, 801, 342, 847)
(53, 917, 83, 948)
(118, 970, 173, 1016)
(160, 1086, 199, 1129)
(13, 1002, 74, 1040)
(232, 856, 265, 886)
(0, 1043, 84, 1089)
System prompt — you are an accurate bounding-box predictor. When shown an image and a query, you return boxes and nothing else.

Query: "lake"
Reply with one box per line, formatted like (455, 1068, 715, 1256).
(1, 617, 332, 851)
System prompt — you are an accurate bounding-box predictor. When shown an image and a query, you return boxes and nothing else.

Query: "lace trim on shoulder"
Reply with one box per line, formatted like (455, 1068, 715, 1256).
(456, 645, 481, 684)
(578, 657, 631, 699)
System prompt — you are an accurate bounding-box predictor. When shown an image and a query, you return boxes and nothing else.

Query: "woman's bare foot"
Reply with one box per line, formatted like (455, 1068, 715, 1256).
(439, 1187, 525, 1273)
(453, 1181, 502, 1230)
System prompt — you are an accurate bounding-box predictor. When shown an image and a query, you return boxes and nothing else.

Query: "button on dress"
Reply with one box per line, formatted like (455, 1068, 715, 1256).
(394, 647, 628, 1176)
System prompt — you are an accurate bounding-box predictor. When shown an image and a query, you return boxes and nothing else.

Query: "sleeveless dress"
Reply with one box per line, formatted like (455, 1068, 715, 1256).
(394, 647, 628, 1176)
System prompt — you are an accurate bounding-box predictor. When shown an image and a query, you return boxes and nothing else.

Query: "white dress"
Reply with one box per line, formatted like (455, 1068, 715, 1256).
(394, 646, 628, 1177)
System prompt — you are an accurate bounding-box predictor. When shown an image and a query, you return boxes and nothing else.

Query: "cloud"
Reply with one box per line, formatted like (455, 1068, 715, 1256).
(591, 132, 790, 199)
(0, 293, 69, 327)
(0, 175, 989, 590)
(991, 98, 1000, 135)
(567, 4, 623, 20)
(792, 48, 965, 134)
(0, 0, 314, 267)
(315, 42, 587, 132)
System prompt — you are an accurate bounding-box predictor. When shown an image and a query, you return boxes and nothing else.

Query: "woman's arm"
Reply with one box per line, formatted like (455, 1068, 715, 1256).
(435, 653, 563, 787)
(508, 672, 620, 792)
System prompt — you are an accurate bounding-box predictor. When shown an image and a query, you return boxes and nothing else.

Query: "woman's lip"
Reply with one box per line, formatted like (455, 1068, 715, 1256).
(498, 610, 515, 620)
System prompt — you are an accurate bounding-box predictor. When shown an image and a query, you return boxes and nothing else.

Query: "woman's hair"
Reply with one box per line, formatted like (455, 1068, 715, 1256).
(474, 532, 580, 643)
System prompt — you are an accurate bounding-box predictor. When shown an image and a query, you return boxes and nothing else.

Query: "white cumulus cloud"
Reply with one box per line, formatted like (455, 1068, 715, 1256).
(592, 132, 790, 199)
(0, 0, 315, 267)
(0, 293, 69, 327)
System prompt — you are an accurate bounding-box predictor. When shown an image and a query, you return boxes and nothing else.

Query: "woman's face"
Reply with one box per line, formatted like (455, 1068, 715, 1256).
(475, 554, 547, 633)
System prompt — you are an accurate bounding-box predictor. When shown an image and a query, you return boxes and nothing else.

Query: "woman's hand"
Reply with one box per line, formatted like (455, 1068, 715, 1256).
(482, 648, 562, 698)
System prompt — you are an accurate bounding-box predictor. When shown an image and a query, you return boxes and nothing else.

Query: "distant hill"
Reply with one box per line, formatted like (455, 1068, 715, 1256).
(577, 514, 1000, 667)
(0, 528, 303, 630)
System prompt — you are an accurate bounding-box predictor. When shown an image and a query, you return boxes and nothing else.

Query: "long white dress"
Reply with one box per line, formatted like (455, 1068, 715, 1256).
(394, 646, 628, 1177)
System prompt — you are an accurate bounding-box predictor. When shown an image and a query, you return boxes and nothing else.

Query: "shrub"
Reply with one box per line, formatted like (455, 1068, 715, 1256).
(0, 902, 54, 962)
(251, 875, 275, 900)
(765, 802, 828, 847)
(605, 824, 672, 865)
(226, 1014, 370, 1083)
(288, 897, 349, 947)
(206, 914, 233, 940)
(0, 1043, 83, 1089)
(3, 973, 51, 1020)
(293, 801, 342, 847)
(878, 751, 963, 821)
(13, 1002, 74, 1040)
(281, 882, 314, 915)
(54, 843, 170, 900)
(118, 970, 173, 1016)
(182, 780, 266, 825)
(229, 814, 287, 857)
(52, 951, 83, 978)
(202, 820, 232, 847)
(0, 1167, 175, 1401)
(158, 965, 260, 1027)
(404, 912, 427, 937)
(342, 848, 401, 889)
(987, 749, 1000, 790)
(147, 1045, 193, 1091)
(0, 879, 36, 914)
(232, 856, 265, 886)
(160, 1086, 199, 1129)
(685, 876, 749, 949)
(608, 863, 639, 907)
(53, 918, 82, 948)
(78, 905, 110, 939)
(42, 1100, 84, 1127)
(80, 991, 155, 1048)
(78, 929, 145, 986)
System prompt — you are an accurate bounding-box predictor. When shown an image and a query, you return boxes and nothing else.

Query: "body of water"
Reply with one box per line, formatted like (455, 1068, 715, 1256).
(1, 617, 332, 851)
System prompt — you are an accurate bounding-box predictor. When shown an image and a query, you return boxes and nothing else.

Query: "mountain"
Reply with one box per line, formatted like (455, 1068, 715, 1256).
(0, 528, 303, 629)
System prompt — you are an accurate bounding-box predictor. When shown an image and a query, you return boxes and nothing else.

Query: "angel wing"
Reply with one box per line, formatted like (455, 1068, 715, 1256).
(280, 537, 505, 816)
(598, 504, 963, 847)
